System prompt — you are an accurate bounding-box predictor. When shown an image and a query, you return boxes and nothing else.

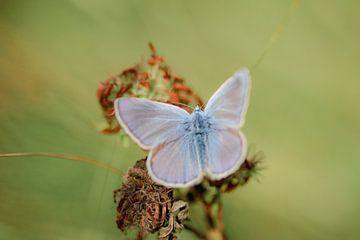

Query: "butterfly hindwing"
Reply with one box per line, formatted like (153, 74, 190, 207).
(147, 135, 203, 187)
(205, 129, 247, 179)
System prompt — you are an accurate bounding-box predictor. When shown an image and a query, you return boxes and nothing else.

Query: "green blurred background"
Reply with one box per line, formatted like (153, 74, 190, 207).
(1, 0, 359, 239)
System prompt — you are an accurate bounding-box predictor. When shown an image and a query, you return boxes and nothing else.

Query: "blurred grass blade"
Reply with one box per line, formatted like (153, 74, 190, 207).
(0, 152, 123, 176)
(251, 0, 300, 72)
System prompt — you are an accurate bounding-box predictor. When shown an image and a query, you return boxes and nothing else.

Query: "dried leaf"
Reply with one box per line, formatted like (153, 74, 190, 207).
(173, 221, 183, 233)
(171, 200, 188, 213)
(159, 216, 174, 239)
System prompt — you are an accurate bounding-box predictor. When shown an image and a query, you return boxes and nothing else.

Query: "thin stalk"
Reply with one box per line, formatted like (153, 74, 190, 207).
(0, 152, 123, 176)
(184, 223, 207, 240)
(217, 196, 227, 240)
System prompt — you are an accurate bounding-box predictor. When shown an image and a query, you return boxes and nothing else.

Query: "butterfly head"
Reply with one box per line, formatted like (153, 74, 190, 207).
(194, 105, 201, 112)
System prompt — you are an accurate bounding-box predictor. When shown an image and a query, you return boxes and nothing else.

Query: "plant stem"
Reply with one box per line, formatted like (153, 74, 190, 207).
(202, 191, 227, 240)
(204, 203, 216, 229)
(0, 152, 123, 176)
(136, 229, 146, 240)
(184, 223, 207, 240)
(217, 196, 227, 240)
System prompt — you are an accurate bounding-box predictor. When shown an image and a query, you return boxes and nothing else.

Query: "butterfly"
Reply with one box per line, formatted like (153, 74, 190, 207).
(114, 68, 251, 188)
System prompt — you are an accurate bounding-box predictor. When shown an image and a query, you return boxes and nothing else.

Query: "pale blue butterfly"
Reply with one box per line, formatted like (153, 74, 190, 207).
(114, 68, 251, 188)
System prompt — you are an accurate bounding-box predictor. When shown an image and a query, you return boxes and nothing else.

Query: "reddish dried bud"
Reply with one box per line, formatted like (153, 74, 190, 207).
(101, 125, 121, 134)
(168, 91, 180, 103)
(163, 67, 171, 80)
(148, 56, 164, 65)
(120, 65, 139, 78)
(173, 75, 184, 83)
(121, 83, 133, 94)
(148, 42, 157, 55)
(177, 92, 191, 105)
(96, 79, 113, 107)
(173, 83, 192, 93)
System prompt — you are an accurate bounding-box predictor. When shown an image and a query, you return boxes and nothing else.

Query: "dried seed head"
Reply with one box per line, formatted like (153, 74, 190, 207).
(208, 150, 265, 192)
(114, 159, 172, 233)
(114, 159, 188, 238)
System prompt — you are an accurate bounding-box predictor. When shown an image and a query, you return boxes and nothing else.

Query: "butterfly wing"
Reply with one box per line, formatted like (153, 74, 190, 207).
(147, 135, 203, 188)
(205, 68, 251, 129)
(115, 98, 202, 187)
(114, 98, 190, 149)
(205, 129, 247, 180)
(204, 68, 251, 179)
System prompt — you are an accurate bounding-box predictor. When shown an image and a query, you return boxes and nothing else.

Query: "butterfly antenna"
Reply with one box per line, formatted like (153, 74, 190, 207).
(168, 101, 195, 110)
(251, 0, 300, 72)
(200, 102, 207, 110)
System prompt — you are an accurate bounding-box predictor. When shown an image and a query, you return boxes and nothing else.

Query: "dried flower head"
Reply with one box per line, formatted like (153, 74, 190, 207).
(208, 150, 264, 192)
(114, 159, 189, 239)
(97, 43, 204, 135)
(183, 150, 264, 205)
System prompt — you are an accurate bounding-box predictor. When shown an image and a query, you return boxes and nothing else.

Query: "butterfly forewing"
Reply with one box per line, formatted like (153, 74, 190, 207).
(115, 98, 190, 149)
(205, 68, 251, 129)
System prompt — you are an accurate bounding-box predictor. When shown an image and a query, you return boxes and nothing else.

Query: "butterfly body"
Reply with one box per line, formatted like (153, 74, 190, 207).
(185, 106, 212, 168)
(115, 68, 251, 187)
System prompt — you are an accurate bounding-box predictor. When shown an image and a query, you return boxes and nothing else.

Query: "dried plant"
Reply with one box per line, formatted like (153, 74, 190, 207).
(96, 43, 203, 135)
(114, 159, 189, 239)
(100, 45, 264, 240)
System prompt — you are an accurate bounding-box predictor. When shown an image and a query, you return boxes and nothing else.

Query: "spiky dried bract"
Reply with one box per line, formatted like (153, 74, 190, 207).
(183, 152, 264, 204)
(114, 159, 189, 239)
(97, 43, 204, 134)
(208, 151, 264, 192)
